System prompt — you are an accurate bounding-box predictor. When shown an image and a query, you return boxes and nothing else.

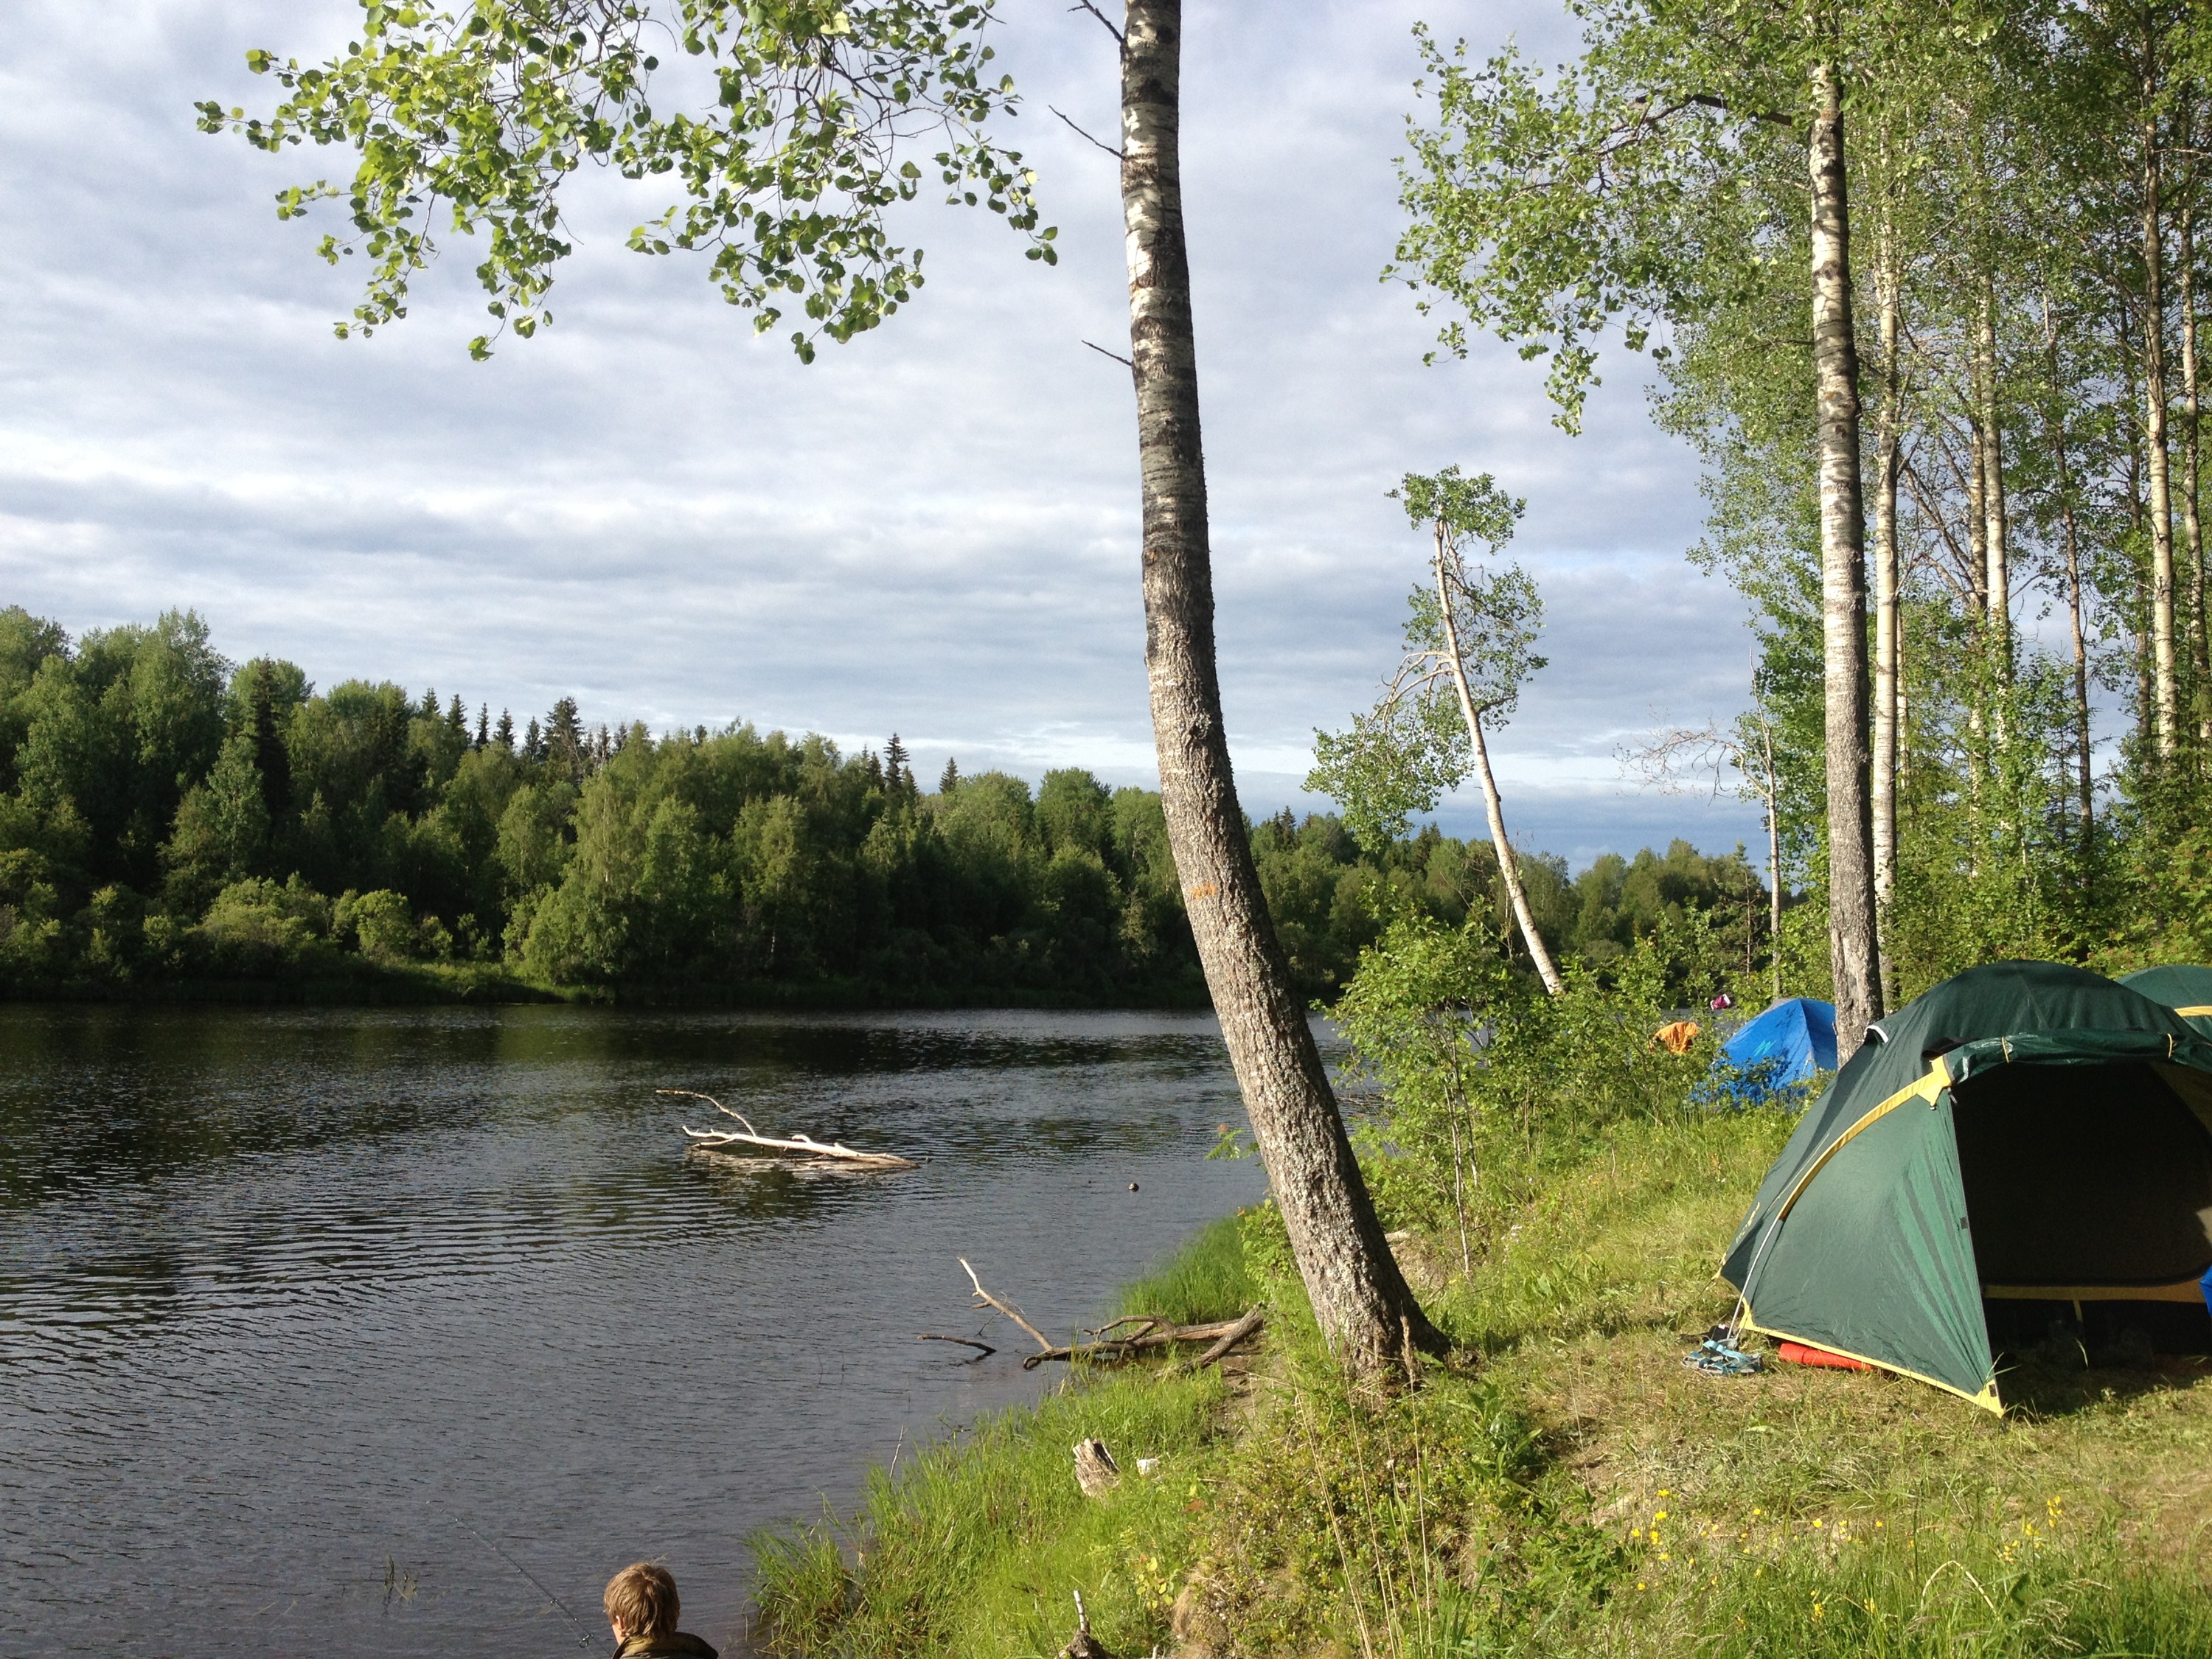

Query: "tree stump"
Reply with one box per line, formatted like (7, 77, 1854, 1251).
(1073, 1438, 1120, 1498)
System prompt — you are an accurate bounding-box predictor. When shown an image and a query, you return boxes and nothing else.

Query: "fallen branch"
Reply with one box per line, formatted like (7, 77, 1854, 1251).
(1187, 1306, 1267, 1371)
(959, 1258, 1054, 1353)
(659, 1090, 917, 1169)
(1023, 1310, 1265, 1371)
(917, 1334, 996, 1361)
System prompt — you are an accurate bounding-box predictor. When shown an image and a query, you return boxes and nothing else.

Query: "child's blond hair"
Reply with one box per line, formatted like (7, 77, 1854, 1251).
(604, 1562, 680, 1639)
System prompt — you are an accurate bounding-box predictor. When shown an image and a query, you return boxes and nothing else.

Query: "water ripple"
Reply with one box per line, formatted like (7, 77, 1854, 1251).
(0, 1005, 1288, 1657)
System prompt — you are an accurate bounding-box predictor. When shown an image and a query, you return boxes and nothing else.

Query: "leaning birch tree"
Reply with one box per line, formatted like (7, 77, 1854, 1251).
(203, 0, 1438, 1374)
(1309, 467, 1563, 994)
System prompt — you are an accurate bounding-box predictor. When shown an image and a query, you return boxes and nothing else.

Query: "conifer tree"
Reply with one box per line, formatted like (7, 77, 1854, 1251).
(246, 659, 291, 826)
(545, 698, 583, 778)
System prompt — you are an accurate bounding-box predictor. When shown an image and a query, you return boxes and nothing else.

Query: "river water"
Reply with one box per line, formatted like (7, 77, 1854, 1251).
(0, 1005, 1281, 1657)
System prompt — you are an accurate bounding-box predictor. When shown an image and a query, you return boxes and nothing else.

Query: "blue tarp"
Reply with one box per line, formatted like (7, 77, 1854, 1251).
(1705, 997, 1837, 1105)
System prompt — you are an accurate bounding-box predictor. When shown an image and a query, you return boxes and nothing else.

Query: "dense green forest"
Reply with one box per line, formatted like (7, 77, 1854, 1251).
(0, 606, 1761, 1004)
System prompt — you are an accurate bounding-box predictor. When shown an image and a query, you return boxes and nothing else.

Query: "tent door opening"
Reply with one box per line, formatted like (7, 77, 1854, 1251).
(1953, 1060, 2212, 1357)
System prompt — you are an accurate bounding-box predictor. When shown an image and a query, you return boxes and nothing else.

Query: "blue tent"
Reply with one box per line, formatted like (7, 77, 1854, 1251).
(1707, 997, 1837, 1104)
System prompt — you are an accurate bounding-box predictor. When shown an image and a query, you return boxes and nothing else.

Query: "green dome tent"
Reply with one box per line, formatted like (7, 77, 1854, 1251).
(1720, 961, 2212, 1412)
(2121, 964, 2212, 1037)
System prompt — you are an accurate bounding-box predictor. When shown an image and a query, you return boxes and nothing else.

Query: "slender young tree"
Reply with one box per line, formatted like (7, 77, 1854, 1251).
(1309, 467, 1562, 995)
(1870, 210, 1904, 1000)
(2143, 102, 2182, 757)
(1625, 709, 1786, 1004)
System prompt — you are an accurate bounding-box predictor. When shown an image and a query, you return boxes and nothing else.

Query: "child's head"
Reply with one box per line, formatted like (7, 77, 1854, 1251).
(604, 1562, 680, 1640)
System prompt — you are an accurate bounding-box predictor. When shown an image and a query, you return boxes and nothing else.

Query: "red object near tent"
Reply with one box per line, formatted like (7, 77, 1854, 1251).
(1777, 1340, 1871, 1371)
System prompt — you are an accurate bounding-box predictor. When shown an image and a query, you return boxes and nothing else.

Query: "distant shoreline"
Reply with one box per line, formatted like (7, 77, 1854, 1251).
(0, 970, 1219, 1012)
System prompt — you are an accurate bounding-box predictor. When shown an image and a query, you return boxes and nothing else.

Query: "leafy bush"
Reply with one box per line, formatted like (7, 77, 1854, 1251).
(335, 887, 417, 964)
(188, 876, 338, 975)
(1332, 905, 1731, 1243)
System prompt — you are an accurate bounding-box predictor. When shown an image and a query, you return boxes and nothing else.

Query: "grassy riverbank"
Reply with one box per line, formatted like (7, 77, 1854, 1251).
(750, 1110, 2212, 1657)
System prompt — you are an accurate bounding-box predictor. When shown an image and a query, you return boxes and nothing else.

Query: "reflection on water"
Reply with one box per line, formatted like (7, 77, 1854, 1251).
(0, 1005, 1281, 1657)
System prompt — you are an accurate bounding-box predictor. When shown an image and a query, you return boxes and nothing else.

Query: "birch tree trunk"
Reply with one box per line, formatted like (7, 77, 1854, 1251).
(1871, 233, 1902, 1010)
(1434, 524, 1564, 995)
(2143, 116, 2180, 759)
(1761, 716, 1783, 1007)
(1119, 0, 1439, 1375)
(1809, 58, 1882, 1060)
(2180, 197, 2206, 744)
(2065, 495, 2096, 847)
(1977, 275, 2011, 682)
(1964, 426, 1988, 862)
(2045, 309, 2096, 851)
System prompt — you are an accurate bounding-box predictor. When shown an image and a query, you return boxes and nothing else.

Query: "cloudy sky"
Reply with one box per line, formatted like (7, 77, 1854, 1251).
(0, 0, 1766, 869)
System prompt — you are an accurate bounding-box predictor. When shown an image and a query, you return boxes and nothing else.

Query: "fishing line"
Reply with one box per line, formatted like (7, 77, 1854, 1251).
(456, 1516, 600, 1652)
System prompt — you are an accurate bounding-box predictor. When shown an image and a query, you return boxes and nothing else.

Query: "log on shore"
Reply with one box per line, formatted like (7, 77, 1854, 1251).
(1020, 1309, 1265, 1371)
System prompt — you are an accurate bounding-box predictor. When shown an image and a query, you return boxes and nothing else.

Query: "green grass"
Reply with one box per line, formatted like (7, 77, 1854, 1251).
(749, 1216, 1263, 1657)
(1113, 1213, 1261, 1326)
(751, 1111, 2212, 1657)
(750, 1367, 1233, 1656)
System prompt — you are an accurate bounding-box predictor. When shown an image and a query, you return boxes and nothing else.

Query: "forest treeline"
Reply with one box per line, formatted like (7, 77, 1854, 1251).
(0, 607, 1761, 1004)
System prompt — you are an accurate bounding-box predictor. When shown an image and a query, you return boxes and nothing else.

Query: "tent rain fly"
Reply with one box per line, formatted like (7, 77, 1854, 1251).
(1720, 961, 2212, 1411)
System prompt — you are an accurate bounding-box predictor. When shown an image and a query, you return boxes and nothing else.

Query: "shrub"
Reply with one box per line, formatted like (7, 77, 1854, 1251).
(189, 876, 337, 976)
(336, 888, 415, 963)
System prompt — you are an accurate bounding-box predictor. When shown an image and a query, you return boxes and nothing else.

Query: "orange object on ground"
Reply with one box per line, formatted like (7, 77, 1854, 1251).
(1777, 1340, 1871, 1371)
(1654, 1020, 1701, 1055)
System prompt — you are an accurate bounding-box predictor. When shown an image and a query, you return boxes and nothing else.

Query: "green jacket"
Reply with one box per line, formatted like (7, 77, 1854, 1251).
(614, 1634, 717, 1659)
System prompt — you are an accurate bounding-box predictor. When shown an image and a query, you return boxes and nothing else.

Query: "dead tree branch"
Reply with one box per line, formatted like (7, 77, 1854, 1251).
(1188, 1306, 1267, 1371)
(960, 1256, 1054, 1352)
(1050, 104, 1124, 159)
(1068, 1, 1124, 46)
(1025, 1310, 1265, 1370)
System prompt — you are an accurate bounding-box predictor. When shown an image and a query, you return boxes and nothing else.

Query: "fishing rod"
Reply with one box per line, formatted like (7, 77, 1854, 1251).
(456, 1517, 602, 1652)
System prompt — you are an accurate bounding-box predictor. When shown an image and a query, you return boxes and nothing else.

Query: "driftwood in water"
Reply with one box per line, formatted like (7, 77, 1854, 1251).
(660, 1089, 918, 1169)
(916, 1333, 996, 1362)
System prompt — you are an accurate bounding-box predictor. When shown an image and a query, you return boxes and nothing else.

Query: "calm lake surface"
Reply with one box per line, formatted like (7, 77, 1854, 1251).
(0, 1005, 1284, 1658)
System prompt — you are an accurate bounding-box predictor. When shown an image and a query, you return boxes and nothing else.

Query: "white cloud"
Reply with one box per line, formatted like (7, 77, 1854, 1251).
(0, 0, 1764, 861)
